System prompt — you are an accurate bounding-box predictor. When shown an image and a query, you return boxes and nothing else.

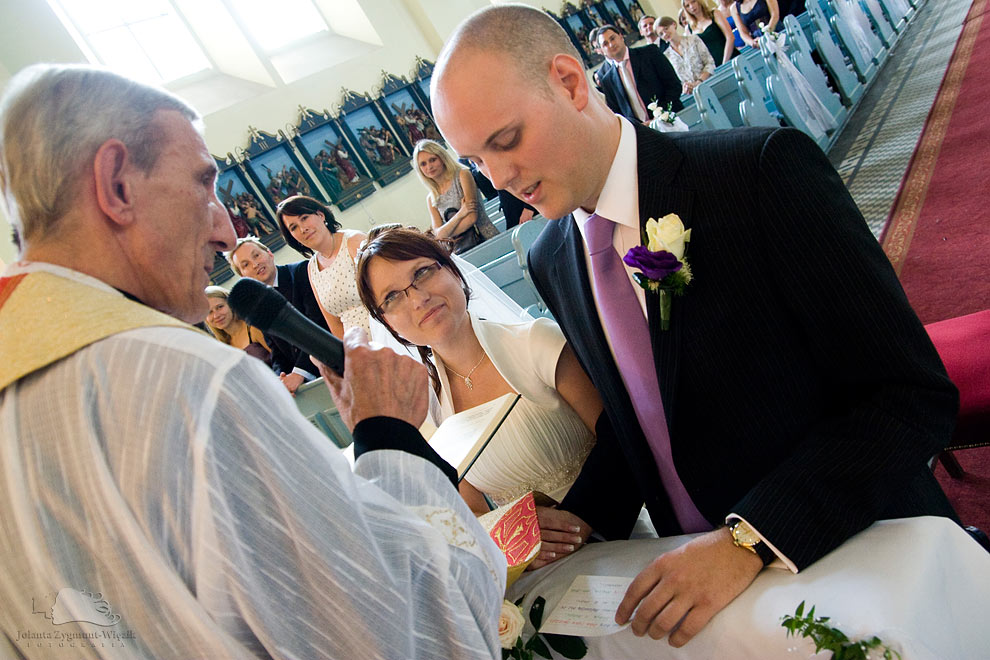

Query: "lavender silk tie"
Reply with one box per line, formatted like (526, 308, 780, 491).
(585, 213, 711, 533)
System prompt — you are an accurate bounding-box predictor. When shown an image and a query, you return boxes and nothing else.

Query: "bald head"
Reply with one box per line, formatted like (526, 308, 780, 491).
(434, 3, 581, 95)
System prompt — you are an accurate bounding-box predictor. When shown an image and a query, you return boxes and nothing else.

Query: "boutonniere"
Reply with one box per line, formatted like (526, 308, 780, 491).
(622, 213, 692, 331)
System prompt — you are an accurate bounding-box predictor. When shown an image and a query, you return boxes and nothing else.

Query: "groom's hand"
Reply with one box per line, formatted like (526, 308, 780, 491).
(615, 527, 763, 647)
(528, 507, 591, 570)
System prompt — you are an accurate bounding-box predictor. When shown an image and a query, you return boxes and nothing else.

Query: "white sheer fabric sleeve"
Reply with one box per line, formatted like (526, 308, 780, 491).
(0, 326, 504, 659)
(198, 352, 507, 658)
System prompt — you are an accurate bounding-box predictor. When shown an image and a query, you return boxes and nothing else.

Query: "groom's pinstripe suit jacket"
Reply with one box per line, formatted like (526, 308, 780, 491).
(529, 124, 959, 570)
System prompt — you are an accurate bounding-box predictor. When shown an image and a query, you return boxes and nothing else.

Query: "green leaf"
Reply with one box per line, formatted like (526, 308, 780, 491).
(527, 634, 552, 659)
(796, 601, 805, 617)
(543, 633, 588, 659)
(529, 597, 546, 629)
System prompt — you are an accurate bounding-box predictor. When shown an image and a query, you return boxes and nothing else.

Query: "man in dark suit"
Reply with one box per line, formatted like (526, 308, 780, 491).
(432, 4, 959, 648)
(597, 24, 681, 123)
(227, 236, 330, 394)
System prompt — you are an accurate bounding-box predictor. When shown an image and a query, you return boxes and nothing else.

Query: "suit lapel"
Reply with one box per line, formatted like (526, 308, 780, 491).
(634, 124, 693, 430)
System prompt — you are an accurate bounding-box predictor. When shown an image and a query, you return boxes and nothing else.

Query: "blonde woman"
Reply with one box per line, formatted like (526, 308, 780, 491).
(682, 0, 736, 65)
(413, 139, 499, 254)
(204, 286, 272, 364)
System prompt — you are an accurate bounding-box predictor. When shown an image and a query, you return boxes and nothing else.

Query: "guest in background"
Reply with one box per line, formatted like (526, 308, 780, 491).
(357, 227, 609, 566)
(732, 0, 780, 49)
(597, 24, 683, 123)
(656, 15, 716, 95)
(226, 235, 329, 394)
(637, 15, 666, 50)
(413, 139, 499, 255)
(275, 195, 369, 338)
(715, 0, 746, 51)
(682, 0, 736, 65)
(204, 285, 272, 365)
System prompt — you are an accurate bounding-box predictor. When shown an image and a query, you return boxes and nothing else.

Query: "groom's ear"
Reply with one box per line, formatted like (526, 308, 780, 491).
(550, 54, 590, 112)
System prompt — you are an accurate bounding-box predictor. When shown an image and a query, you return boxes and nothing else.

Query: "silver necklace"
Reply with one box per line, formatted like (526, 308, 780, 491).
(445, 352, 487, 390)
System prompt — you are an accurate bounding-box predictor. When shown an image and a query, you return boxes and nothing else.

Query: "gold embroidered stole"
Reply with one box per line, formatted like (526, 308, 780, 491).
(0, 270, 195, 391)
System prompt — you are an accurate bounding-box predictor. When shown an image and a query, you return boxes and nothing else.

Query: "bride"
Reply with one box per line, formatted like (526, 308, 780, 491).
(355, 226, 605, 563)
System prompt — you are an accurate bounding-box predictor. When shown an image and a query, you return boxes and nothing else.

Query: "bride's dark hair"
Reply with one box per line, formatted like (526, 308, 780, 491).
(355, 225, 472, 396)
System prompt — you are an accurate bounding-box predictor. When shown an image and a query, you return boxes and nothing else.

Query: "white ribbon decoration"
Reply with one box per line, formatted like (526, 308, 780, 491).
(763, 33, 837, 140)
(833, 0, 877, 66)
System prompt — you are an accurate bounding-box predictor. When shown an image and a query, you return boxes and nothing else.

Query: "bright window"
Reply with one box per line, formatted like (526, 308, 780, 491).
(227, 0, 329, 52)
(48, 0, 212, 84)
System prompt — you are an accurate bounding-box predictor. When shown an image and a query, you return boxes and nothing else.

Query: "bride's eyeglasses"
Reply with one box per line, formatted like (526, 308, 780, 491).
(378, 262, 443, 314)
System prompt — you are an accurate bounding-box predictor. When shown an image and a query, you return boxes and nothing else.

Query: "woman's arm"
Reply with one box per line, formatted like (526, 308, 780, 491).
(427, 194, 444, 233)
(732, 3, 757, 48)
(714, 9, 736, 64)
(554, 344, 604, 434)
(458, 480, 491, 516)
(434, 169, 480, 239)
(311, 279, 345, 339)
(765, 0, 780, 33)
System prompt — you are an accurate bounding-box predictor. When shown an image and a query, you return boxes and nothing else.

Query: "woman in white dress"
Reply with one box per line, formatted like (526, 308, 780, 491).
(275, 195, 369, 338)
(356, 227, 604, 564)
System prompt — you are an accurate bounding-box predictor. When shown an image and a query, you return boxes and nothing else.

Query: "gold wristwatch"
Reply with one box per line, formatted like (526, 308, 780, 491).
(729, 519, 776, 566)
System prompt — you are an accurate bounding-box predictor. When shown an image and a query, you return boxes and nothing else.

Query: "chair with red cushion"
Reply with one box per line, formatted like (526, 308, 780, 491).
(925, 309, 990, 477)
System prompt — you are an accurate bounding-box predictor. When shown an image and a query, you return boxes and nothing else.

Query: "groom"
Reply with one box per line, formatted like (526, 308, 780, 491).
(432, 3, 959, 647)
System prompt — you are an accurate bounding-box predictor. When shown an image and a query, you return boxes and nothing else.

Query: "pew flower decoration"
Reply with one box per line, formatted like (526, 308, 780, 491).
(781, 601, 902, 660)
(647, 99, 677, 124)
(623, 213, 692, 331)
(758, 22, 785, 49)
(502, 596, 587, 660)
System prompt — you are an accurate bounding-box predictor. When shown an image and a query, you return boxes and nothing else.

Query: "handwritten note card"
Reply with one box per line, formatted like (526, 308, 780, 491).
(538, 575, 634, 637)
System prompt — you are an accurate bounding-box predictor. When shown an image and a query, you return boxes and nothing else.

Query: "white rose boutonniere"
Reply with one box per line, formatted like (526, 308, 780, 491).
(499, 600, 525, 650)
(623, 213, 693, 330)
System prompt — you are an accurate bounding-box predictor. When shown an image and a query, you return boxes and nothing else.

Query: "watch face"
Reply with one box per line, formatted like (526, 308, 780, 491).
(733, 522, 761, 546)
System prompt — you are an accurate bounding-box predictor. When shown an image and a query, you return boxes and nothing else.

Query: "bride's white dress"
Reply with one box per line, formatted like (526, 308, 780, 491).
(430, 313, 595, 506)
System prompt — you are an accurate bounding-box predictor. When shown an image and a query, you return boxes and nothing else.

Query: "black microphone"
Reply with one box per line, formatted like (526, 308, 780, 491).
(228, 278, 345, 375)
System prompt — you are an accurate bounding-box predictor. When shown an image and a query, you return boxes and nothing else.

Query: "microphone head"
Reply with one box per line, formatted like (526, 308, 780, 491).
(227, 278, 289, 333)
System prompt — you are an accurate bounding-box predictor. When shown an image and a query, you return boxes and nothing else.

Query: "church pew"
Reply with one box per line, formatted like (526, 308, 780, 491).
(458, 226, 517, 267)
(860, 0, 900, 49)
(294, 378, 353, 448)
(734, 55, 782, 128)
(693, 82, 735, 129)
(822, 0, 886, 82)
(806, 0, 867, 104)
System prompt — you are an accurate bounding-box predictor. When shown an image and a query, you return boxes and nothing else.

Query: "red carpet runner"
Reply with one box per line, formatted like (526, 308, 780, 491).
(882, 0, 990, 325)
(882, 1, 990, 534)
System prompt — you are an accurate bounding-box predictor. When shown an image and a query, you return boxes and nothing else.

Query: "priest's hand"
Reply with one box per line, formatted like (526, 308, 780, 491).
(317, 327, 428, 431)
(614, 526, 763, 647)
(528, 507, 591, 570)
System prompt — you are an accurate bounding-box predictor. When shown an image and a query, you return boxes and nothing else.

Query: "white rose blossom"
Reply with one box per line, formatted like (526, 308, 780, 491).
(645, 213, 692, 260)
(498, 600, 525, 649)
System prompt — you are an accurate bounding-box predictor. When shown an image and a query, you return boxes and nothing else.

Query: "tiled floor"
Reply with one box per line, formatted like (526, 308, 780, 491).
(828, 0, 973, 238)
